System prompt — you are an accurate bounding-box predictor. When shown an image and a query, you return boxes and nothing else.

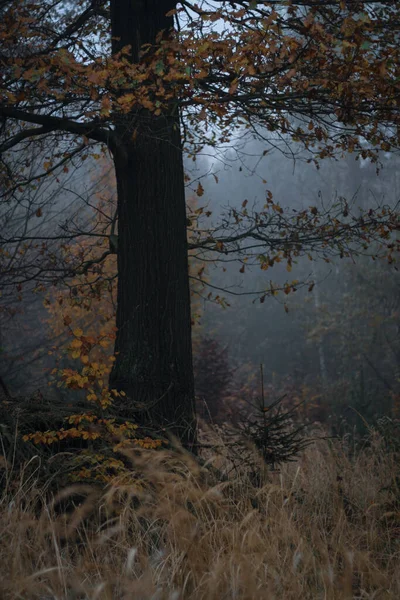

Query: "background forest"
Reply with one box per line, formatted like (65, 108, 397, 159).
(1, 139, 398, 438)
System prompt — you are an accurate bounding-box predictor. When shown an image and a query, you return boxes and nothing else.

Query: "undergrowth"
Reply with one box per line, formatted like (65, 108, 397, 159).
(1, 425, 399, 600)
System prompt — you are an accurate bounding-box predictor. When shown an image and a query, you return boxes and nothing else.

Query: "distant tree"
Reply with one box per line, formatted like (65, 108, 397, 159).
(0, 1, 399, 448)
(306, 258, 400, 428)
(194, 336, 233, 422)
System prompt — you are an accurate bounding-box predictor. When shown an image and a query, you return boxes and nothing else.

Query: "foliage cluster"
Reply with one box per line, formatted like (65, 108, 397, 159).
(18, 160, 211, 478)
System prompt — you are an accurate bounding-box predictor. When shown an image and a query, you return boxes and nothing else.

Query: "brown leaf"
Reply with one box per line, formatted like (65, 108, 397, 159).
(196, 182, 204, 197)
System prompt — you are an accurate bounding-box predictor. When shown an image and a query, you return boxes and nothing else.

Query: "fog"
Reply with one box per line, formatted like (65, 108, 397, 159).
(192, 134, 399, 430)
(1, 132, 399, 436)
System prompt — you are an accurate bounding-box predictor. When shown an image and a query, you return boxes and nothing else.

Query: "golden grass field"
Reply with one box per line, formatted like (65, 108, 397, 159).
(1, 428, 399, 599)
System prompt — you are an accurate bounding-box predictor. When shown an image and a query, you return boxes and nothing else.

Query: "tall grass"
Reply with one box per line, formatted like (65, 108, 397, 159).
(1, 431, 399, 599)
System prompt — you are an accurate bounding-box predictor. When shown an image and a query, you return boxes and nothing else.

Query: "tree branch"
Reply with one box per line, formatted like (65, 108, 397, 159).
(0, 125, 53, 154)
(0, 106, 125, 161)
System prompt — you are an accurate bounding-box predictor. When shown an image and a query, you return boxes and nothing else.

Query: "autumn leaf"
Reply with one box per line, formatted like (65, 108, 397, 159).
(70, 338, 82, 349)
(196, 182, 204, 197)
(100, 95, 112, 116)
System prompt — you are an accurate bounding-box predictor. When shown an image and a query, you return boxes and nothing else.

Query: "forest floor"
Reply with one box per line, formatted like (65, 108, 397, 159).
(0, 427, 399, 599)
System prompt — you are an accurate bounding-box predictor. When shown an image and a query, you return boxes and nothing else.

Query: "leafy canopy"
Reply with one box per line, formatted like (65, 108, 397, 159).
(1, 1, 399, 169)
(0, 1, 399, 297)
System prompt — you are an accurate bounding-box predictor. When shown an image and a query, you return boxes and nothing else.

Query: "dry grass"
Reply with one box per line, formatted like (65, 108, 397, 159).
(0, 431, 399, 599)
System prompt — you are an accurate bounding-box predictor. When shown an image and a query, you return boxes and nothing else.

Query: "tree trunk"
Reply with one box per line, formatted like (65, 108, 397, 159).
(109, 0, 196, 449)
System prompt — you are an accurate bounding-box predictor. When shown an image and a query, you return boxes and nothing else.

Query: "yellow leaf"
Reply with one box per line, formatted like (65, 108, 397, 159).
(73, 328, 83, 337)
(286, 263, 292, 272)
(70, 338, 82, 349)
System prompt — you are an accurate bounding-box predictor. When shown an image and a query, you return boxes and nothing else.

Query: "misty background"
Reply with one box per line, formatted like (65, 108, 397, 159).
(1, 131, 399, 438)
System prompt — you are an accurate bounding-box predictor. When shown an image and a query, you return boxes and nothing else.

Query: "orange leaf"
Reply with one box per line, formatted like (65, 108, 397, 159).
(196, 182, 204, 197)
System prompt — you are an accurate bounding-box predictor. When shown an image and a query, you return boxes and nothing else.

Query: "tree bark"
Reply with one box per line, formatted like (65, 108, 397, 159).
(109, 0, 196, 449)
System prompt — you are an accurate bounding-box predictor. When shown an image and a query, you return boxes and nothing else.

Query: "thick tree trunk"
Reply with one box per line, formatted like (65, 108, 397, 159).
(109, 0, 196, 449)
